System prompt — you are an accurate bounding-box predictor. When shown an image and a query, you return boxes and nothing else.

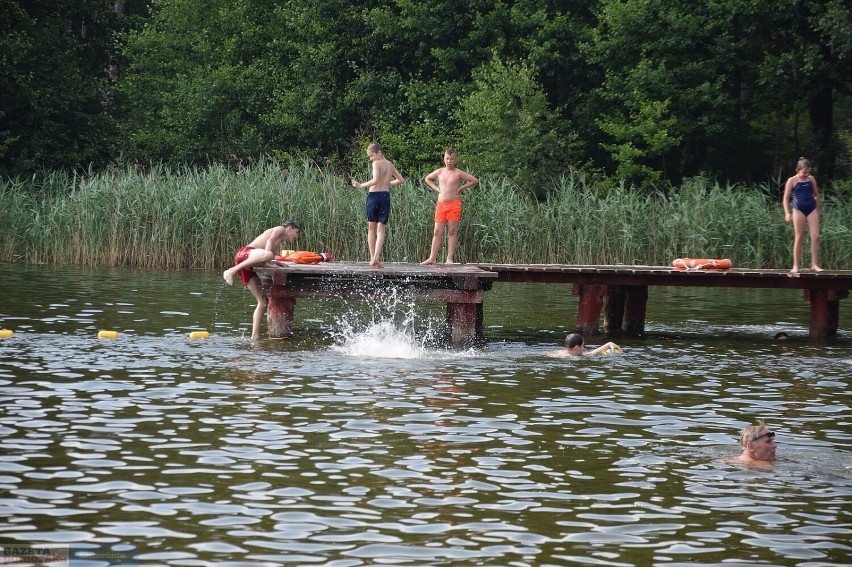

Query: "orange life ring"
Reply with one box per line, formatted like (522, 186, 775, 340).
(672, 258, 732, 270)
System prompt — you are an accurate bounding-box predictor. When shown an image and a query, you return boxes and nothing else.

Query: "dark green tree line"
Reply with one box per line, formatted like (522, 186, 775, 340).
(588, 0, 851, 184)
(1, 0, 849, 188)
(0, 0, 126, 172)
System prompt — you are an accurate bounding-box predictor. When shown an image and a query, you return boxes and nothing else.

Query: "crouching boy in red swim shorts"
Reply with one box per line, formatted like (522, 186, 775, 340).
(420, 148, 478, 265)
(223, 221, 300, 339)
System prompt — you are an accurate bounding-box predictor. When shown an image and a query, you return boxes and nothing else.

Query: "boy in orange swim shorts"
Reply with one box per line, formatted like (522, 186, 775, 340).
(420, 149, 478, 265)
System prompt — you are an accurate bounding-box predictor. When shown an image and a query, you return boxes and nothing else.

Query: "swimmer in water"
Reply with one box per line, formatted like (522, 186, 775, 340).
(737, 420, 777, 464)
(547, 333, 621, 357)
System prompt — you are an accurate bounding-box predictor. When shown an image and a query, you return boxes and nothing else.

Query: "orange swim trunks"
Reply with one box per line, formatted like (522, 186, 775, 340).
(234, 245, 255, 286)
(434, 199, 462, 223)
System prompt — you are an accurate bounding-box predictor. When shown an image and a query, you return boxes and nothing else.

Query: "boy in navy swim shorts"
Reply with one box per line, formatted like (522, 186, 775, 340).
(351, 143, 405, 268)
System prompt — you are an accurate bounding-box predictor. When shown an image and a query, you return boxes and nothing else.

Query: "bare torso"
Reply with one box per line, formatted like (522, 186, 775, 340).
(246, 226, 285, 251)
(426, 166, 478, 202)
(369, 158, 398, 191)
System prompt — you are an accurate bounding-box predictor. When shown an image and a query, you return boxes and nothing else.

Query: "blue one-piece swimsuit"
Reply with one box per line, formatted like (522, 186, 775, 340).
(792, 180, 816, 217)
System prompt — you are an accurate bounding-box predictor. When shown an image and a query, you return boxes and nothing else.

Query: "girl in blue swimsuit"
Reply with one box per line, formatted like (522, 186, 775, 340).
(782, 157, 823, 274)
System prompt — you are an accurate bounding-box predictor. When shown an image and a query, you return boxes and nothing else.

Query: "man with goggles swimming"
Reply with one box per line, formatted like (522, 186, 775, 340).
(738, 420, 777, 463)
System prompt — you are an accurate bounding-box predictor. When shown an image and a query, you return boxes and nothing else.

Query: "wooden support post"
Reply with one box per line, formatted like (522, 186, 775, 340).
(829, 299, 839, 336)
(805, 289, 846, 338)
(827, 291, 844, 336)
(447, 302, 483, 347)
(604, 285, 626, 334)
(624, 285, 648, 335)
(267, 294, 296, 338)
(806, 289, 830, 339)
(573, 284, 606, 335)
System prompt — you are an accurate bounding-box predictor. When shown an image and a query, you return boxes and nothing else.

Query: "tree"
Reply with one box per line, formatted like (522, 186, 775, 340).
(0, 0, 121, 174)
(758, 0, 852, 178)
(115, 0, 370, 165)
(457, 54, 575, 195)
(587, 0, 852, 182)
(597, 91, 681, 187)
(357, 0, 594, 173)
(116, 0, 269, 162)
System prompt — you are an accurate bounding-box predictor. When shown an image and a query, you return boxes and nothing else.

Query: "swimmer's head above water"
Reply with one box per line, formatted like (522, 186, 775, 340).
(738, 420, 777, 463)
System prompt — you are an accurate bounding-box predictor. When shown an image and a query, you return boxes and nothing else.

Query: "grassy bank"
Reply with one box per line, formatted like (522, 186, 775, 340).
(1, 161, 849, 270)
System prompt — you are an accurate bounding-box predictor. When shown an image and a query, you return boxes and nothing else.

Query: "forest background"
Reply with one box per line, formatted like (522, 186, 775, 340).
(1, 0, 850, 269)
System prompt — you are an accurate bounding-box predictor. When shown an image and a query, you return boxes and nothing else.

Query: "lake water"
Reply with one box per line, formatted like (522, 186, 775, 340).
(0, 264, 850, 566)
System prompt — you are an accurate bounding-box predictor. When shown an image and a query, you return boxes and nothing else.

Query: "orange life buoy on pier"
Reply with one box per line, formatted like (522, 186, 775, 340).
(672, 258, 732, 270)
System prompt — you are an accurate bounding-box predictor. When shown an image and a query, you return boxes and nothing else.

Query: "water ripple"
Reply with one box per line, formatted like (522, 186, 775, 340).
(1, 268, 850, 565)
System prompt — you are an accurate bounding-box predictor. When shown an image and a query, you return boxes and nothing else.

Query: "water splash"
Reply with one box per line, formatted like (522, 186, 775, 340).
(327, 290, 442, 359)
(332, 318, 428, 358)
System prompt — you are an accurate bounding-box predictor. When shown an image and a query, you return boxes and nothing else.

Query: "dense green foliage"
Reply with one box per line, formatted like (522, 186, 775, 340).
(0, 0, 124, 171)
(2, 162, 849, 269)
(1, 0, 850, 188)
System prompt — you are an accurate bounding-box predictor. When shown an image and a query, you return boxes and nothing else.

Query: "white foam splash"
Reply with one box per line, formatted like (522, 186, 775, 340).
(325, 289, 442, 360)
(333, 319, 428, 359)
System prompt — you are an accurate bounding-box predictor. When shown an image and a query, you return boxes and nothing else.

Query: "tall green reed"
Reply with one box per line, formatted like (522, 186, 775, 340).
(0, 162, 849, 270)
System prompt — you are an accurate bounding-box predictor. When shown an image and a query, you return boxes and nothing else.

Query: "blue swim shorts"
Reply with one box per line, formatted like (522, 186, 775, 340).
(366, 191, 391, 224)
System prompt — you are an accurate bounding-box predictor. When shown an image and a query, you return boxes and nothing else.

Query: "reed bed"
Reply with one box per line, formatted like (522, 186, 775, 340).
(1, 161, 849, 270)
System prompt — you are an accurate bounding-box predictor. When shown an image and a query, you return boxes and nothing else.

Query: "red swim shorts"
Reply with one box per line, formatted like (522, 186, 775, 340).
(434, 199, 462, 223)
(234, 245, 255, 286)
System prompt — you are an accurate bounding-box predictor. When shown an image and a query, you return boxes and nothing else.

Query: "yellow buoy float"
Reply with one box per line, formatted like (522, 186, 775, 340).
(98, 330, 119, 339)
(189, 331, 210, 339)
(0, 329, 14, 338)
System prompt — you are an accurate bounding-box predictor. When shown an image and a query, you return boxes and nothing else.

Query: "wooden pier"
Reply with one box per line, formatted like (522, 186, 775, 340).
(255, 262, 852, 343)
(254, 262, 497, 346)
(472, 264, 852, 339)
